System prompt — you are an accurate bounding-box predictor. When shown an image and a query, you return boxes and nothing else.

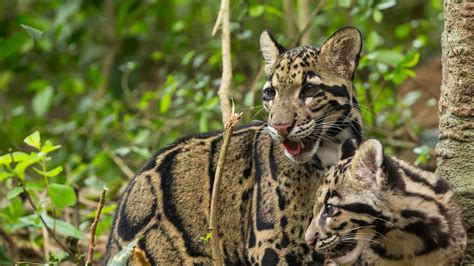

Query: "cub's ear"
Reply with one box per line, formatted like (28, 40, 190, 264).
(260, 30, 286, 76)
(351, 139, 385, 188)
(319, 27, 362, 80)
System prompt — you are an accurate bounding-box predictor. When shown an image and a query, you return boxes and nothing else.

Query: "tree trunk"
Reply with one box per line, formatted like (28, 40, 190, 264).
(436, 0, 474, 263)
(297, 0, 311, 45)
(283, 0, 296, 38)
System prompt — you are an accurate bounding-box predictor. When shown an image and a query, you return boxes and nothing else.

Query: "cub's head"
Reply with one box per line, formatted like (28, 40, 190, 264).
(260, 27, 362, 163)
(304, 139, 392, 264)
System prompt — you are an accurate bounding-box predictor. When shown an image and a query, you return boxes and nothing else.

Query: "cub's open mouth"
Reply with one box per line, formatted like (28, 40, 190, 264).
(282, 138, 316, 156)
(322, 240, 357, 259)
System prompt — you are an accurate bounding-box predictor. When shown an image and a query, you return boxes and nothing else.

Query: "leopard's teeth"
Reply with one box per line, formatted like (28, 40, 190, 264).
(300, 142, 305, 149)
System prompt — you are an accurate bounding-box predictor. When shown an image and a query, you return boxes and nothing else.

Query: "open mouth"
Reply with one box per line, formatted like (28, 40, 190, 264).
(282, 138, 316, 156)
(322, 240, 357, 259)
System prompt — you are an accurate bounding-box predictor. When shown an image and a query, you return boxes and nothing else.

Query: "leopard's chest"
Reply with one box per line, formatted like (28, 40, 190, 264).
(248, 142, 323, 263)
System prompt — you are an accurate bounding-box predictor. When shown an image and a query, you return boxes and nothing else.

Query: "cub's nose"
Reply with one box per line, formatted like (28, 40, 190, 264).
(271, 123, 293, 136)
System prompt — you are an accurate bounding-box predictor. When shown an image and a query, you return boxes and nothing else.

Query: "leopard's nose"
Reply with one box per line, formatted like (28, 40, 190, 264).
(306, 238, 316, 247)
(271, 123, 292, 136)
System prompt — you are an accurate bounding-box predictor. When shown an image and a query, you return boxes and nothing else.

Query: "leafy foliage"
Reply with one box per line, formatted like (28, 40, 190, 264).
(0, 0, 442, 263)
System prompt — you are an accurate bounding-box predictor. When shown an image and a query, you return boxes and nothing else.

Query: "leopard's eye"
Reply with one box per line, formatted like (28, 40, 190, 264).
(301, 83, 319, 98)
(263, 87, 276, 100)
(323, 203, 335, 217)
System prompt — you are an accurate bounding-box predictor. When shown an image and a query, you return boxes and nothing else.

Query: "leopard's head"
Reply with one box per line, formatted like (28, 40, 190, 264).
(260, 27, 362, 163)
(304, 139, 390, 264)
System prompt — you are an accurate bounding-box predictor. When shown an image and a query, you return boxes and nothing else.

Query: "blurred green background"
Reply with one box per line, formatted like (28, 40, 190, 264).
(0, 0, 443, 264)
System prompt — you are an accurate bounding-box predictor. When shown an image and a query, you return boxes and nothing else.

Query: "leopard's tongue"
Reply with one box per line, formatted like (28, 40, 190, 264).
(283, 140, 301, 155)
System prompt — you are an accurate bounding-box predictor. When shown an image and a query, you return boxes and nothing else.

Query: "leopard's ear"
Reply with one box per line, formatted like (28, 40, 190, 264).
(319, 27, 362, 80)
(260, 30, 286, 76)
(351, 139, 384, 188)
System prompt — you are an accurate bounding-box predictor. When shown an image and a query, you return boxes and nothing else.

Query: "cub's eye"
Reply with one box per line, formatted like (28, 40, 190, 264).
(323, 203, 335, 217)
(263, 87, 276, 100)
(301, 84, 319, 98)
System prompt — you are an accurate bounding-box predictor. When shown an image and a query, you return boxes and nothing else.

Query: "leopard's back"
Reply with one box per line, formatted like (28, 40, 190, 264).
(105, 122, 263, 264)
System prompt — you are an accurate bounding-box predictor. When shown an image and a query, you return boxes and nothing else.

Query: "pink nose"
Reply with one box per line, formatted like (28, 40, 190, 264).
(306, 239, 316, 247)
(271, 123, 292, 136)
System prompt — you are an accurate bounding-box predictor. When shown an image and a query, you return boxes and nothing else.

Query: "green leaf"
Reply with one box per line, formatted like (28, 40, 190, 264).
(263, 5, 283, 18)
(41, 140, 61, 153)
(160, 90, 172, 113)
(0, 32, 29, 61)
(48, 183, 76, 209)
(0, 171, 13, 182)
(370, 50, 404, 66)
(377, 0, 396, 10)
(6, 181, 43, 200)
(366, 31, 382, 51)
(0, 152, 29, 165)
(131, 146, 151, 159)
(339, 0, 351, 8)
(395, 23, 411, 40)
(414, 145, 431, 166)
(373, 9, 383, 23)
(42, 214, 82, 239)
(6, 198, 24, 222)
(14, 152, 46, 180)
(199, 111, 208, 132)
(401, 52, 420, 68)
(32, 86, 54, 117)
(20, 24, 43, 41)
(24, 131, 41, 150)
(107, 239, 139, 266)
(34, 166, 63, 177)
(249, 5, 265, 17)
(7, 187, 23, 200)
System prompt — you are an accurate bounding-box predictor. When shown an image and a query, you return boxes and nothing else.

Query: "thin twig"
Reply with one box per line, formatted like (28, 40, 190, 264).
(213, 0, 233, 125)
(209, 110, 243, 265)
(0, 227, 19, 261)
(292, 0, 326, 46)
(97, 0, 119, 98)
(86, 188, 108, 266)
(103, 144, 134, 179)
(42, 218, 50, 258)
(22, 186, 79, 262)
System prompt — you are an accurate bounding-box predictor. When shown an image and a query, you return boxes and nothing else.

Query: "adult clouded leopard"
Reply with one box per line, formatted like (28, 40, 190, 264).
(305, 139, 467, 265)
(106, 27, 364, 264)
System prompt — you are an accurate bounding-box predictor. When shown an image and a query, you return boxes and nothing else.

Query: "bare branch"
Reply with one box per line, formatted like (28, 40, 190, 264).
(86, 188, 108, 265)
(209, 110, 243, 265)
(97, 0, 119, 98)
(213, 0, 233, 125)
(103, 144, 134, 179)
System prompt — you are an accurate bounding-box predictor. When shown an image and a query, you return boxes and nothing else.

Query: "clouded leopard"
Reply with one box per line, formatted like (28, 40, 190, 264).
(106, 27, 364, 264)
(305, 139, 467, 265)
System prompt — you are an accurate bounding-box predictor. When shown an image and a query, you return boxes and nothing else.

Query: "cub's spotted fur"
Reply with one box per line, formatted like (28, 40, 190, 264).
(106, 27, 364, 264)
(305, 139, 467, 265)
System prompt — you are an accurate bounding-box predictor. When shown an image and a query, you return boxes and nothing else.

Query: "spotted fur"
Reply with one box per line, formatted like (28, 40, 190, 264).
(105, 27, 363, 264)
(305, 139, 467, 265)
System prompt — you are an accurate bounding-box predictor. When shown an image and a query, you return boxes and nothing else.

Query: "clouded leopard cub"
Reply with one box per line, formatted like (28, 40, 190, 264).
(305, 139, 467, 265)
(106, 27, 364, 264)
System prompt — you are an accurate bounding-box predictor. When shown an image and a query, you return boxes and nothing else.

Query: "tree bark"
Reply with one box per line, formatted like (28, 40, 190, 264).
(297, 0, 311, 45)
(283, 0, 296, 38)
(436, 0, 474, 263)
